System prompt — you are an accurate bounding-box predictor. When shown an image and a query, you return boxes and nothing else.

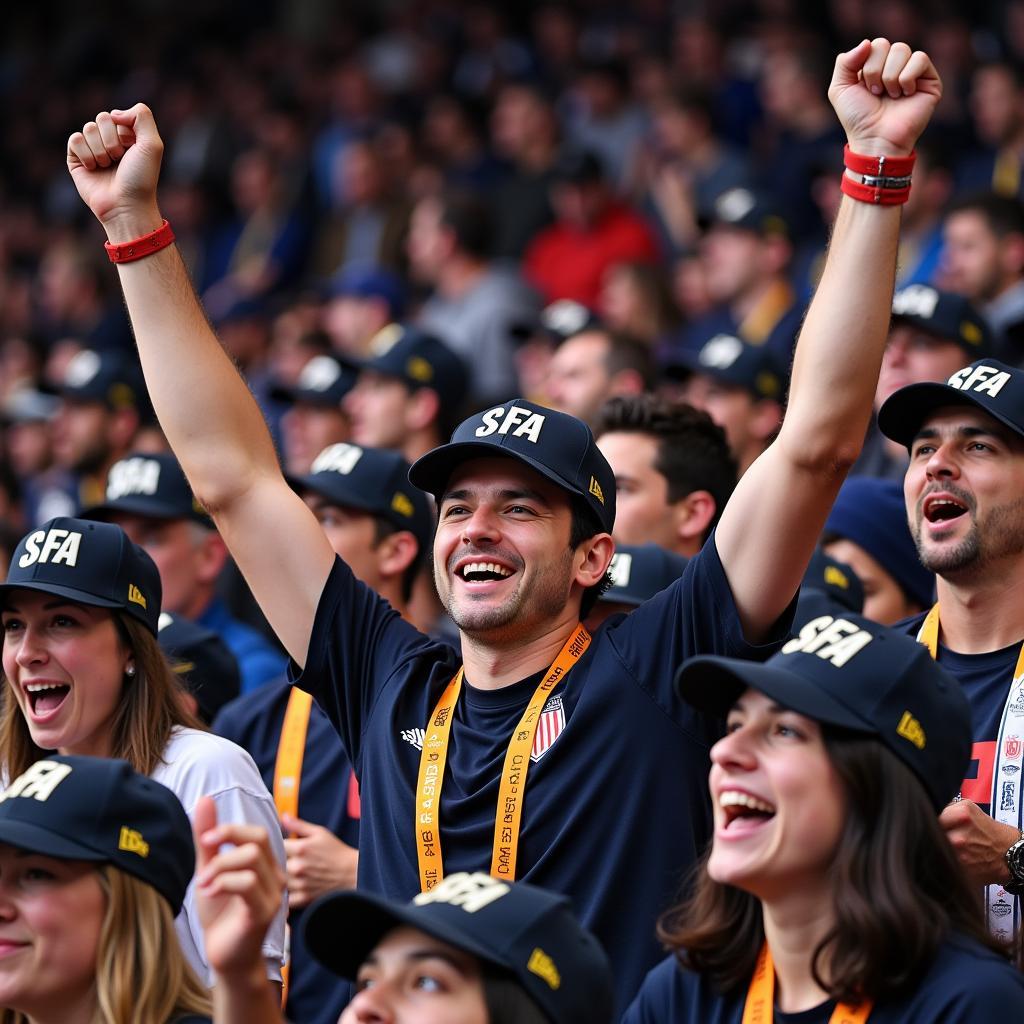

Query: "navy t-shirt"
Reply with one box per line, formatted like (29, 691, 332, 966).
(623, 935, 1024, 1023)
(292, 534, 792, 1014)
(213, 678, 358, 1024)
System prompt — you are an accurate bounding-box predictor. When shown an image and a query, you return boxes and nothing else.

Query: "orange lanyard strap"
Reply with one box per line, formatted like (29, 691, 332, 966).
(415, 623, 591, 892)
(274, 688, 313, 820)
(742, 944, 872, 1024)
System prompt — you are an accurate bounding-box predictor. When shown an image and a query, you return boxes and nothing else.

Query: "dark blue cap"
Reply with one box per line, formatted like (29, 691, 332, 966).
(511, 299, 604, 345)
(0, 755, 193, 912)
(269, 355, 356, 408)
(676, 615, 972, 811)
(58, 349, 146, 412)
(410, 399, 616, 533)
(699, 187, 789, 237)
(346, 324, 469, 409)
(824, 477, 934, 608)
(878, 359, 1024, 449)
(891, 285, 993, 357)
(601, 543, 688, 607)
(82, 452, 212, 527)
(796, 550, 865, 623)
(157, 612, 241, 725)
(303, 871, 613, 1024)
(0, 517, 162, 635)
(289, 443, 435, 553)
(327, 265, 405, 318)
(666, 333, 788, 400)
(551, 147, 605, 184)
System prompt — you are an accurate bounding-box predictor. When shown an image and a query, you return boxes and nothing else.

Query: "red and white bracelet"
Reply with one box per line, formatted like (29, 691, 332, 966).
(840, 145, 916, 205)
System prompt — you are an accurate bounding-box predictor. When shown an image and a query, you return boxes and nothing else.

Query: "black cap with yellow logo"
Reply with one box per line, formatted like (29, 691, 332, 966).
(303, 871, 613, 1024)
(0, 517, 162, 635)
(0, 755, 193, 912)
(676, 615, 972, 812)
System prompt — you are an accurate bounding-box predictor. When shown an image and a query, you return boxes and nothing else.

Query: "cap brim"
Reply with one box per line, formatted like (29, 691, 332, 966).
(675, 655, 875, 733)
(286, 473, 385, 517)
(877, 381, 1020, 448)
(302, 890, 512, 980)
(0, 818, 108, 863)
(80, 497, 195, 522)
(0, 579, 123, 611)
(409, 441, 584, 503)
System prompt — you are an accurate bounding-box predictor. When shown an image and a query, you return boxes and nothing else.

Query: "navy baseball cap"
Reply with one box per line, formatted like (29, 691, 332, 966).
(346, 324, 470, 409)
(824, 477, 934, 608)
(676, 615, 972, 811)
(511, 300, 604, 346)
(666, 333, 788, 400)
(0, 517, 162, 635)
(57, 349, 146, 412)
(82, 452, 212, 528)
(878, 359, 1024, 449)
(327, 265, 405, 318)
(699, 187, 789, 237)
(289, 442, 435, 552)
(303, 871, 613, 1024)
(410, 400, 616, 533)
(157, 612, 241, 725)
(601, 543, 688, 607)
(269, 355, 356, 408)
(0, 755, 194, 913)
(796, 550, 865, 624)
(890, 285, 993, 357)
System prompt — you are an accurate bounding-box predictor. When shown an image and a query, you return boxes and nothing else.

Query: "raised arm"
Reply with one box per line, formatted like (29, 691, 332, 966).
(66, 105, 334, 665)
(714, 39, 941, 640)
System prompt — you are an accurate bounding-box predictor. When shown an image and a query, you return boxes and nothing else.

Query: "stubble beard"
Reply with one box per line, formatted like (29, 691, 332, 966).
(914, 496, 1024, 579)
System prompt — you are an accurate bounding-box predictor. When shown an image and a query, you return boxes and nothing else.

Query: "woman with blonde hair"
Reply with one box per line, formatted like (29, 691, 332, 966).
(0, 754, 211, 1024)
(0, 517, 287, 989)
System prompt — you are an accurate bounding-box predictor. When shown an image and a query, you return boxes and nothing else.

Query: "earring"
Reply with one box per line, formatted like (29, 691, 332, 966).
(125, 665, 136, 678)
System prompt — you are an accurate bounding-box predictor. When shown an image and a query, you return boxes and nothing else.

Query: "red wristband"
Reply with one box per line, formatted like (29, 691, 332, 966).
(104, 220, 175, 263)
(843, 144, 916, 178)
(840, 174, 911, 205)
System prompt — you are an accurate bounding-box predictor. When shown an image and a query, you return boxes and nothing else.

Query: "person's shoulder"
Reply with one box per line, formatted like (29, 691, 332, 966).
(159, 726, 262, 777)
(625, 955, 736, 1024)
(894, 610, 928, 637)
(928, 933, 1024, 987)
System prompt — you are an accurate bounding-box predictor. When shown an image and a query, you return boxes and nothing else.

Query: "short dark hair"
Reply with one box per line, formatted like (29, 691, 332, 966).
(600, 331, 656, 391)
(596, 395, 737, 543)
(438, 190, 493, 259)
(658, 729, 1011, 1002)
(947, 191, 1024, 239)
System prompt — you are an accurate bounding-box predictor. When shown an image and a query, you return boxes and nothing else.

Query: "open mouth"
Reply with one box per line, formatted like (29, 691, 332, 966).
(456, 561, 515, 583)
(25, 683, 71, 717)
(922, 494, 969, 526)
(720, 790, 776, 830)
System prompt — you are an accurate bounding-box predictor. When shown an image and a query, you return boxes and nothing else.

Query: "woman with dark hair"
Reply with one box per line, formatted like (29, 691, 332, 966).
(0, 517, 287, 990)
(625, 616, 1024, 1022)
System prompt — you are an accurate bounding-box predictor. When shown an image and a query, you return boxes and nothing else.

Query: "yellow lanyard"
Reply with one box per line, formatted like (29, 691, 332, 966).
(415, 623, 591, 892)
(918, 603, 1024, 677)
(742, 943, 872, 1024)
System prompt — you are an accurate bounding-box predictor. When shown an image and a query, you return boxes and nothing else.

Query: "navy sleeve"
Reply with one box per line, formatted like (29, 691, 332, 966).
(605, 530, 796, 725)
(288, 557, 457, 768)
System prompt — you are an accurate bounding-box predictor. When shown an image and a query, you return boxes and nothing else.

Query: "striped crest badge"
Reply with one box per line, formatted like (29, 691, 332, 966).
(531, 695, 566, 763)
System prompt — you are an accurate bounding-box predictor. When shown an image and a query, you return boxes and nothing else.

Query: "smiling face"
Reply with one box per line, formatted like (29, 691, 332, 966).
(434, 458, 585, 641)
(905, 405, 1024, 578)
(341, 925, 488, 1024)
(2, 591, 130, 758)
(0, 845, 104, 1023)
(707, 688, 846, 901)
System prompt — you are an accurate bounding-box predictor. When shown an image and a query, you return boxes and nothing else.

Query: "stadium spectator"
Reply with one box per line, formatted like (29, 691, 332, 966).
(320, 265, 405, 360)
(158, 611, 242, 726)
(596, 395, 736, 557)
(939, 192, 1024, 361)
(0, 517, 288, 988)
(587, 542, 688, 629)
(409, 190, 538, 403)
(524, 148, 658, 309)
(626, 619, 1024, 1020)
(957, 61, 1024, 200)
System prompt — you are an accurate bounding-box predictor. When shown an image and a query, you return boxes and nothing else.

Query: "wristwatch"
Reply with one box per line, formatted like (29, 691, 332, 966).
(1005, 830, 1024, 896)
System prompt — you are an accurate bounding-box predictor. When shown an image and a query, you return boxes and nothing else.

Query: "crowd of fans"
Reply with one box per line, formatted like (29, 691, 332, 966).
(6, 3, 1024, 1023)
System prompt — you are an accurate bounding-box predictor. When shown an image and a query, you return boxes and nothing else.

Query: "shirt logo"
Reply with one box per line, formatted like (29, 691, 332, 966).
(413, 871, 509, 912)
(127, 584, 147, 609)
(947, 364, 1011, 398)
(312, 443, 364, 476)
(401, 728, 425, 751)
(896, 710, 926, 750)
(474, 406, 546, 443)
(527, 948, 561, 990)
(18, 528, 82, 569)
(531, 695, 566, 763)
(118, 826, 150, 858)
(107, 457, 161, 499)
(780, 616, 873, 667)
(0, 760, 73, 803)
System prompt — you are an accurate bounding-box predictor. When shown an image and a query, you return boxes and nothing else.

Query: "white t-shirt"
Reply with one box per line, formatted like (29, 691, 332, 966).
(151, 727, 288, 987)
